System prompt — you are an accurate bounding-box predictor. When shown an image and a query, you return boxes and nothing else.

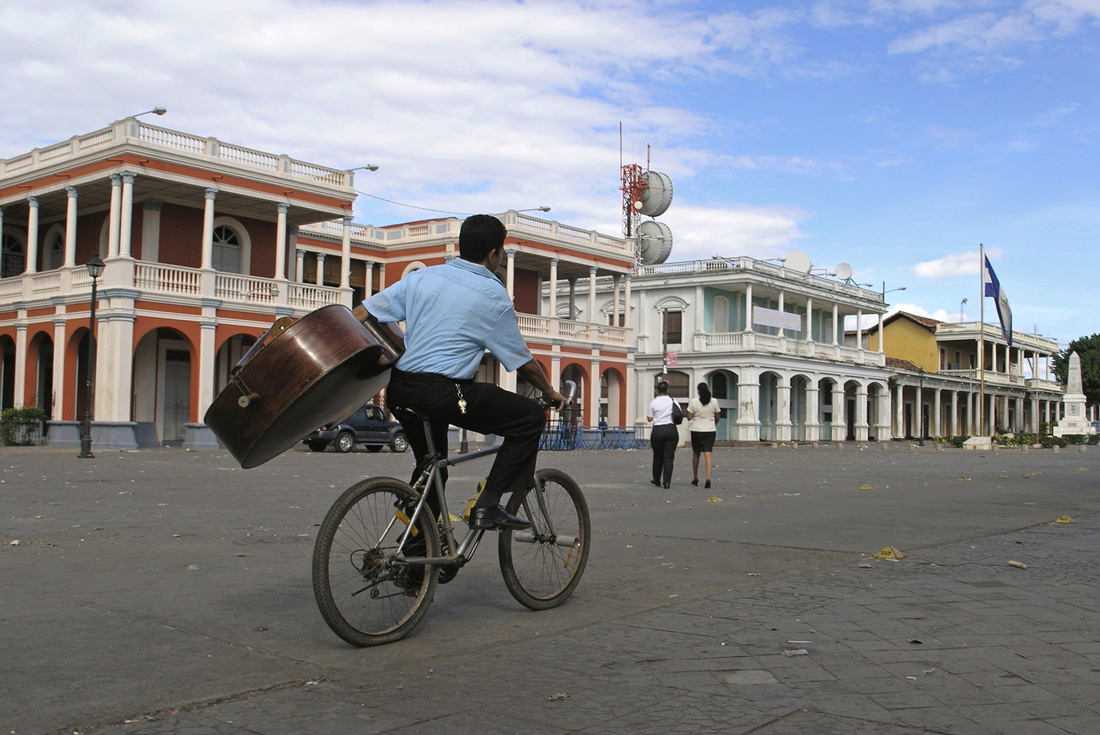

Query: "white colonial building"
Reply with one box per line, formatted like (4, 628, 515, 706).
(550, 256, 895, 442)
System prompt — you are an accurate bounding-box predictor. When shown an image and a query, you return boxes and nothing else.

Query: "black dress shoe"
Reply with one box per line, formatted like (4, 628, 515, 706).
(469, 505, 532, 530)
(662, 483, 670, 489)
(650, 479, 661, 486)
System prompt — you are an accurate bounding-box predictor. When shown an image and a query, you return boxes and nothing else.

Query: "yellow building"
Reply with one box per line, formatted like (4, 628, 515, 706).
(867, 312, 1063, 438)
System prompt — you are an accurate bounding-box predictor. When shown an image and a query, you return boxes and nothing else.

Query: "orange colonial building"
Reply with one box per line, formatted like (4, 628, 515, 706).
(0, 117, 635, 449)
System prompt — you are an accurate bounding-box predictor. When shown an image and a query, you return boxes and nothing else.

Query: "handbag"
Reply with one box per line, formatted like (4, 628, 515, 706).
(670, 397, 684, 425)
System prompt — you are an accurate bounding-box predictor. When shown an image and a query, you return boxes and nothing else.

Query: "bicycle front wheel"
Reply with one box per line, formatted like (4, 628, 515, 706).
(312, 477, 439, 647)
(499, 468, 591, 610)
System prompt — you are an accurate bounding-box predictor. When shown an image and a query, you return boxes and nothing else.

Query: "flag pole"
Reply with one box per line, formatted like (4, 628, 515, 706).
(979, 243, 985, 437)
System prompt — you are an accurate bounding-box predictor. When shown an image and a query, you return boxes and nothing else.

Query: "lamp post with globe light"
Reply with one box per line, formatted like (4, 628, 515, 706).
(78, 255, 105, 459)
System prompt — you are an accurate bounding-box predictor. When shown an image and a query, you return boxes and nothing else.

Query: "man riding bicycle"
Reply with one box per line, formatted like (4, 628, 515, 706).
(363, 214, 564, 531)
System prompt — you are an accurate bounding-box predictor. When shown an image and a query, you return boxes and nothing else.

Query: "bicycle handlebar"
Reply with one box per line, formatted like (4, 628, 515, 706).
(539, 379, 577, 411)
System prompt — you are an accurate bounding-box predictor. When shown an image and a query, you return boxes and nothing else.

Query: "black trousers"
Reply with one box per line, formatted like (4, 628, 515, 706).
(650, 424, 678, 486)
(387, 369, 546, 514)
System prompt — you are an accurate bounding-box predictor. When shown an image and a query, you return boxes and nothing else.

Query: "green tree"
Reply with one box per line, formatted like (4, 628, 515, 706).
(1052, 333, 1100, 407)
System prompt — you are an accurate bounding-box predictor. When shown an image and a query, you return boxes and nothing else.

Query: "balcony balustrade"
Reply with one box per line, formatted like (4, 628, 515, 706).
(0, 260, 345, 313)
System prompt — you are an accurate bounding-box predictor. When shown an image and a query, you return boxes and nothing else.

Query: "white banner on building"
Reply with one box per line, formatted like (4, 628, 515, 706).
(752, 306, 802, 332)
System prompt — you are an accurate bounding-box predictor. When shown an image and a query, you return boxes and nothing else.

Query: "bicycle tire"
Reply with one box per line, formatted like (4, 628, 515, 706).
(312, 477, 439, 647)
(498, 468, 591, 610)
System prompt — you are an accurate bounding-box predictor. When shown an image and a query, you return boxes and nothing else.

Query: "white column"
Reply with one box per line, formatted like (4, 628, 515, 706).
(548, 258, 558, 323)
(198, 319, 217, 422)
(141, 199, 162, 262)
(914, 383, 923, 437)
(340, 216, 352, 289)
(14, 325, 27, 408)
(735, 367, 759, 442)
(588, 266, 597, 322)
(364, 262, 374, 298)
(832, 382, 846, 441)
(878, 312, 885, 352)
(64, 187, 78, 267)
(745, 284, 754, 331)
(805, 382, 820, 442)
(623, 274, 632, 330)
(568, 278, 577, 320)
(875, 387, 891, 440)
(854, 383, 869, 441)
(612, 275, 621, 327)
(315, 253, 326, 286)
(25, 196, 39, 273)
(118, 172, 135, 257)
(950, 391, 959, 435)
(274, 203, 288, 280)
(778, 291, 786, 338)
(776, 375, 792, 441)
(933, 387, 942, 437)
(805, 297, 813, 342)
(856, 309, 863, 348)
(831, 304, 839, 344)
(107, 174, 122, 258)
(200, 188, 217, 269)
(51, 318, 67, 421)
(895, 384, 905, 438)
(95, 314, 136, 423)
(295, 249, 305, 283)
(506, 250, 517, 299)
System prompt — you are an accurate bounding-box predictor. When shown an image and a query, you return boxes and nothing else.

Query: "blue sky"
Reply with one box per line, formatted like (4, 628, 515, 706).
(3, 0, 1098, 344)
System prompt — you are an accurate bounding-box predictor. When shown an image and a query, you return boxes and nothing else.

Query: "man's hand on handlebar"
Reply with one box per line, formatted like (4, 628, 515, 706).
(541, 389, 567, 411)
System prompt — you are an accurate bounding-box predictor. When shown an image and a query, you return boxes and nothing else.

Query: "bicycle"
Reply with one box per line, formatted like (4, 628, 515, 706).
(311, 381, 590, 647)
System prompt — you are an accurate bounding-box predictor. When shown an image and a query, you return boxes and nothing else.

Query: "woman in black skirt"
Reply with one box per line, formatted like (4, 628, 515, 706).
(686, 382, 721, 488)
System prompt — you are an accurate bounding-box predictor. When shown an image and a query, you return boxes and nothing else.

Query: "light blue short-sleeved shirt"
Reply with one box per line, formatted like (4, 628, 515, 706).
(364, 258, 532, 380)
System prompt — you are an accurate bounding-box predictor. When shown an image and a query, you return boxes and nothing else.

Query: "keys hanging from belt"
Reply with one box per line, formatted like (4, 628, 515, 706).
(455, 384, 467, 414)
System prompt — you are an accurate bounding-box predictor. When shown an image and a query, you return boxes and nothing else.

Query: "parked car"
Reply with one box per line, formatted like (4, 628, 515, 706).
(305, 404, 408, 453)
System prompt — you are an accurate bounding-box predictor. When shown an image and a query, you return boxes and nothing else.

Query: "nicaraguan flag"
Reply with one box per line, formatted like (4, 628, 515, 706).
(983, 256, 1012, 346)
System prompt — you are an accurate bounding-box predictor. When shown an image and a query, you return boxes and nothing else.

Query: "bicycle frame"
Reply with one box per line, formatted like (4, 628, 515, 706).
(391, 381, 579, 571)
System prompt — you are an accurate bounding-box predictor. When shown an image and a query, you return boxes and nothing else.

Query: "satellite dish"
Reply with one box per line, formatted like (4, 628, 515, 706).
(637, 220, 673, 265)
(784, 251, 812, 274)
(835, 263, 853, 281)
(638, 170, 673, 217)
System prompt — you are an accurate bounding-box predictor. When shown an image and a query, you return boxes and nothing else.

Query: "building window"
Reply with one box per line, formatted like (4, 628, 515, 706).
(663, 310, 682, 344)
(714, 295, 729, 333)
(212, 225, 241, 273)
(1, 232, 25, 278)
(46, 229, 65, 270)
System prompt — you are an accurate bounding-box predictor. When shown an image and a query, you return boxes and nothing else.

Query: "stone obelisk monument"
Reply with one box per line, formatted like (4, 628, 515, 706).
(1054, 351, 1093, 436)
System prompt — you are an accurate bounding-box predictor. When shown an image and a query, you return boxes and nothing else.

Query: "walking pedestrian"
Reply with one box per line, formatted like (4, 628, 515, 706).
(686, 382, 721, 489)
(646, 380, 679, 488)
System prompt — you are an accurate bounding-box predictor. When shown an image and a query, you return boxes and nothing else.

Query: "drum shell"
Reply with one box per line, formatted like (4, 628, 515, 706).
(204, 304, 402, 469)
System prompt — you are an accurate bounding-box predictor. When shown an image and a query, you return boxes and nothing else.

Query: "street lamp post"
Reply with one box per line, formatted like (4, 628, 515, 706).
(78, 255, 105, 459)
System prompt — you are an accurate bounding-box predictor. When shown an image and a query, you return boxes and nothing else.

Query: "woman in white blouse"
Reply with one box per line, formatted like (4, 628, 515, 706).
(685, 382, 722, 488)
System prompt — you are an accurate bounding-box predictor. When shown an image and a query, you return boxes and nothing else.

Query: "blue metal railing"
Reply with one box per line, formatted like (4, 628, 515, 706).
(540, 424, 650, 451)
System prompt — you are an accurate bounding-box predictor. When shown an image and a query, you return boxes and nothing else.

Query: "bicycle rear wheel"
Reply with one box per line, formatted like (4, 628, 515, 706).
(499, 468, 591, 610)
(312, 477, 439, 647)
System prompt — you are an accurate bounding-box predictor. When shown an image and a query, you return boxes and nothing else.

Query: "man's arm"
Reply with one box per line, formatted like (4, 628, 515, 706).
(516, 358, 566, 409)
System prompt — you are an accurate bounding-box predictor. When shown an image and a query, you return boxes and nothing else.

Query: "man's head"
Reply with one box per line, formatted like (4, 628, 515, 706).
(459, 214, 507, 263)
(656, 381, 669, 395)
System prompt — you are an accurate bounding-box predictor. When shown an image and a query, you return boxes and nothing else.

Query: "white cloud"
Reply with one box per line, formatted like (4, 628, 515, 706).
(888, 303, 967, 322)
(652, 203, 808, 262)
(910, 249, 1003, 280)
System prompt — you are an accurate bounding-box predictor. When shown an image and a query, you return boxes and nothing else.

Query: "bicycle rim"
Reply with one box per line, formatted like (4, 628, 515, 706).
(312, 477, 438, 647)
(499, 468, 591, 610)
